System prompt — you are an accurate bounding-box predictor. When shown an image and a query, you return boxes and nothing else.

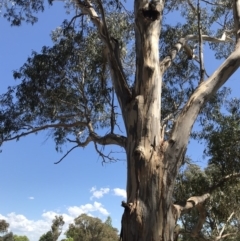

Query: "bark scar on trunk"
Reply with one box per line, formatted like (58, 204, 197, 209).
(141, 2, 161, 21)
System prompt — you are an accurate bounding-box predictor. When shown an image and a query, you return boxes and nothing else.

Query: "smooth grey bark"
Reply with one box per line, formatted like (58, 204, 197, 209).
(74, 0, 240, 240)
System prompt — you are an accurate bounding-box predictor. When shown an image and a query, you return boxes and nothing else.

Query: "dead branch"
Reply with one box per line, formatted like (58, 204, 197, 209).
(160, 33, 233, 74)
(94, 142, 121, 163)
(54, 145, 79, 164)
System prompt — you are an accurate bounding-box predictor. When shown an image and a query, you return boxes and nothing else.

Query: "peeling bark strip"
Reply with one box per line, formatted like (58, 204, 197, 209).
(72, 0, 240, 240)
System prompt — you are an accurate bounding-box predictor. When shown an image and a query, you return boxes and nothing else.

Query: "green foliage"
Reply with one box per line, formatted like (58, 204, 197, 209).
(0, 0, 237, 152)
(13, 235, 29, 241)
(65, 214, 119, 241)
(0, 8, 135, 153)
(39, 231, 54, 241)
(51, 216, 65, 241)
(0, 221, 13, 241)
(174, 104, 240, 240)
(39, 215, 64, 241)
(0, 220, 9, 234)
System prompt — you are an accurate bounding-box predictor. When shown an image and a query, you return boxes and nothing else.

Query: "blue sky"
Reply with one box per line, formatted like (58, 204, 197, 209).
(0, 2, 239, 241)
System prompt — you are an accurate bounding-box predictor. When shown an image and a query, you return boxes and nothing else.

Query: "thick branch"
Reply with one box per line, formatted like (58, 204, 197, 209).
(173, 193, 210, 237)
(90, 132, 127, 149)
(68, 131, 126, 149)
(191, 203, 207, 237)
(168, 44, 240, 167)
(73, 0, 132, 111)
(160, 34, 233, 74)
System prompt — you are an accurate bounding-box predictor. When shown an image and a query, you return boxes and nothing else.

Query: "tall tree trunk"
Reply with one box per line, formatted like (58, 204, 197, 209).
(74, 1, 240, 240)
(120, 1, 179, 240)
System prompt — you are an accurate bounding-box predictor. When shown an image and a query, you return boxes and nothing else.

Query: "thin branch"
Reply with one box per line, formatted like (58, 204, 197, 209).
(94, 142, 121, 163)
(2, 121, 88, 142)
(197, 0, 205, 83)
(160, 34, 233, 74)
(66, 13, 84, 30)
(215, 232, 238, 241)
(200, 0, 224, 6)
(73, 0, 132, 110)
(54, 145, 79, 164)
(67, 135, 92, 147)
(110, 87, 115, 134)
(208, 173, 240, 193)
(187, 0, 196, 13)
(218, 212, 234, 239)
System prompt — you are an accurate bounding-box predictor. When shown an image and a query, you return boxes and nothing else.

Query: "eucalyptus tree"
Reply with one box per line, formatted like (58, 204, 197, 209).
(65, 214, 119, 241)
(0, 220, 9, 234)
(0, 221, 13, 241)
(173, 100, 240, 241)
(1, 0, 240, 240)
(39, 216, 64, 241)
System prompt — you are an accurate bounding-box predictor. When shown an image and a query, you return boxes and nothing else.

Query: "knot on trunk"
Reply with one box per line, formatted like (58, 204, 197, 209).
(134, 146, 146, 162)
(142, 1, 161, 21)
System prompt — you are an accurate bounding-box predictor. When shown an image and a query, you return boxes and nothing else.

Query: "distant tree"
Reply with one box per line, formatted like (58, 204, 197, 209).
(51, 216, 64, 241)
(13, 235, 29, 241)
(0, 220, 9, 234)
(173, 104, 240, 241)
(39, 231, 53, 241)
(39, 216, 65, 241)
(65, 214, 119, 241)
(0, 221, 13, 241)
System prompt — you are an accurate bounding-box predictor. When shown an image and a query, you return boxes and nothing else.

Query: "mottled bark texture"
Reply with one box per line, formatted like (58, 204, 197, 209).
(74, 0, 240, 240)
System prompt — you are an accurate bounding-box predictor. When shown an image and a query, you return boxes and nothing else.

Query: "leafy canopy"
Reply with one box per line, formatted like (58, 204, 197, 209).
(0, 0, 236, 161)
(65, 214, 119, 241)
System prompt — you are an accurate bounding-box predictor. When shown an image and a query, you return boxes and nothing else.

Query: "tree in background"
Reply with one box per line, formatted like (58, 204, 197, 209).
(39, 216, 64, 241)
(174, 102, 240, 241)
(1, 0, 240, 240)
(39, 231, 54, 241)
(0, 221, 13, 241)
(0, 220, 9, 234)
(13, 235, 29, 241)
(65, 214, 118, 241)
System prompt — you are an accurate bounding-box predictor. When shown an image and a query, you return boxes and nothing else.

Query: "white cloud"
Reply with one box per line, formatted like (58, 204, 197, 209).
(90, 187, 110, 200)
(0, 201, 110, 241)
(0, 212, 50, 241)
(113, 188, 126, 199)
(68, 201, 109, 217)
(28, 197, 34, 200)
